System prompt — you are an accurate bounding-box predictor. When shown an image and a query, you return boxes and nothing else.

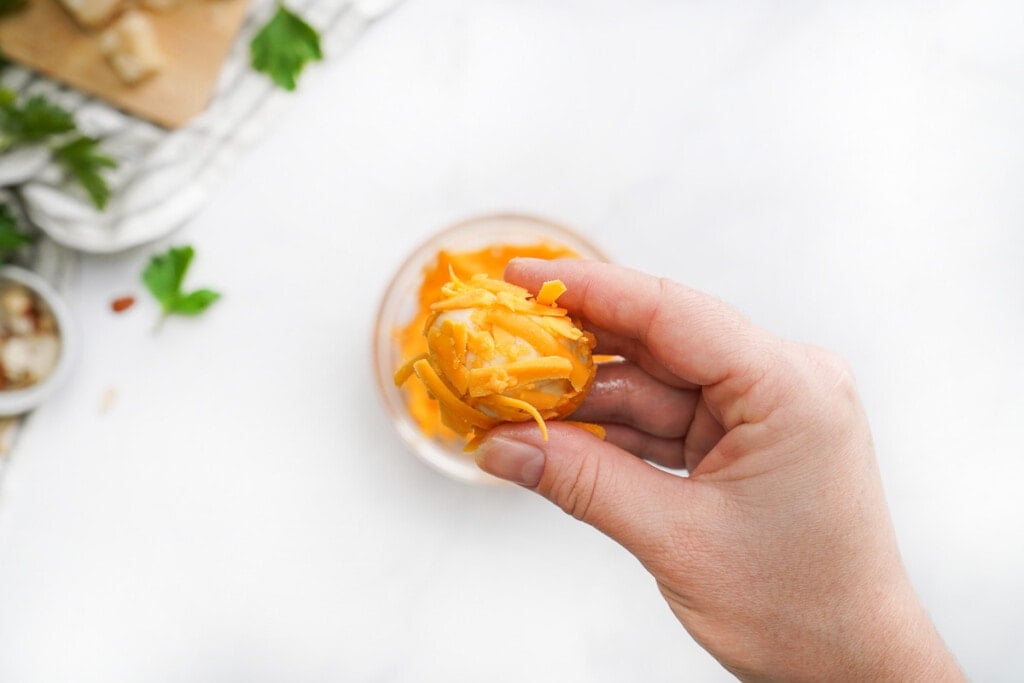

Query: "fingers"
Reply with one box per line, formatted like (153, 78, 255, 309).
(682, 395, 725, 472)
(476, 422, 692, 554)
(588, 324, 699, 390)
(506, 258, 785, 428)
(505, 258, 777, 390)
(568, 362, 721, 471)
(600, 423, 687, 470)
(571, 360, 698, 438)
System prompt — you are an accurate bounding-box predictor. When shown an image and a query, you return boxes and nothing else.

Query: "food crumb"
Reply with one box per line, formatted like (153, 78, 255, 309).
(98, 386, 117, 414)
(0, 417, 20, 456)
(111, 295, 135, 313)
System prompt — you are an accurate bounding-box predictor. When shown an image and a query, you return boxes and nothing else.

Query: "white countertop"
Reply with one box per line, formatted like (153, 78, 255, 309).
(1, 1, 1022, 681)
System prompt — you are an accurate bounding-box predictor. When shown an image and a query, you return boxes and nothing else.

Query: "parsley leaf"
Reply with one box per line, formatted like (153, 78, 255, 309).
(174, 289, 221, 315)
(0, 88, 117, 210)
(250, 4, 322, 91)
(0, 203, 34, 262)
(0, 95, 76, 144)
(142, 245, 221, 318)
(54, 136, 117, 210)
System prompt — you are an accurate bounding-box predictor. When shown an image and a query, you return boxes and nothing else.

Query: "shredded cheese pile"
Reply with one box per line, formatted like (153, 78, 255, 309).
(395, 243, 579, 442)
(394, 259, 603, 450)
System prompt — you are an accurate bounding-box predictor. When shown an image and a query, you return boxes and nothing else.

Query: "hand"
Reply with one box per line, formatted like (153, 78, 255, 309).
(476, 258, 961, 681)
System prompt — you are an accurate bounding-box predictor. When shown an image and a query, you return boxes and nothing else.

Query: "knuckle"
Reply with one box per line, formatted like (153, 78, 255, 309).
(789, 344, 865, 429)
(806, 346, 857, 394)
(639, 277, 674, 345)
(717, 335, 787, 425)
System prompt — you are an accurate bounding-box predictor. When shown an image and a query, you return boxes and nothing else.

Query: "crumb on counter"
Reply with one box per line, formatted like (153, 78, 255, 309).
(98, 386, 118, 414)
(111, 295, 136, 313)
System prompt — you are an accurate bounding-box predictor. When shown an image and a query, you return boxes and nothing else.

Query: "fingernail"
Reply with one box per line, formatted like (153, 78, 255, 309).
(476, 436, 545, 487)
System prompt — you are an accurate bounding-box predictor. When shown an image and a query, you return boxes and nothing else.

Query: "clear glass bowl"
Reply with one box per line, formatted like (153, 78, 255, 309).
(373, 214, 606, 484)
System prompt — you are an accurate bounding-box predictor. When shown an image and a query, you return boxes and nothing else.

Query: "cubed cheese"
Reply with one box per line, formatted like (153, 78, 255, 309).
(57, 0, 124, 28)
(100, 11, 165, 85)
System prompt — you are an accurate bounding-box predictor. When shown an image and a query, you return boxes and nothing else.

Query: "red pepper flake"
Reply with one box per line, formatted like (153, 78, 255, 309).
(111, 296, 135, 313)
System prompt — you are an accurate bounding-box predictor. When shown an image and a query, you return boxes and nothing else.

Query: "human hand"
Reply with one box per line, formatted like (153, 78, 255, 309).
(476, 258, 961, 682)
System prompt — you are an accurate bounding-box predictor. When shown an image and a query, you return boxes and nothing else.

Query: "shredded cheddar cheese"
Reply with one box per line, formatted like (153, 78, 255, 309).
(393, 243, 604, 450)
(535, 280, 567, 306)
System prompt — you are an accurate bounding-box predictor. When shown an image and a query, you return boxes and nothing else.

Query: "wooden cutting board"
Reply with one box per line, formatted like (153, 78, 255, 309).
(0, 0, 250, 128)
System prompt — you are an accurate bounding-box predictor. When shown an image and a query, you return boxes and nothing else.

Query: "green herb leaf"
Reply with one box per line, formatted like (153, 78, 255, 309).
(2, 95, 76, 141)
(0, 203, 34, 262)
(174, 289, 221, 315)
(250, 4, 322, 91)
(143, 245, 193, 309)
(142, 245, 221, 319)
(0, 89, 117, 209)
(0, 89, 76, 150)
(54, 136, 117, 210)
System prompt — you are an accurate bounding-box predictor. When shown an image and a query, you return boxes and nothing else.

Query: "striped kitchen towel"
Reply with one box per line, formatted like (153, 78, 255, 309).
(0, 0, 402, 253)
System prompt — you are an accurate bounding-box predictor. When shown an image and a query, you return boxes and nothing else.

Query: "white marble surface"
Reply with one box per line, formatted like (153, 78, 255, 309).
(1, 1, 1022, 681)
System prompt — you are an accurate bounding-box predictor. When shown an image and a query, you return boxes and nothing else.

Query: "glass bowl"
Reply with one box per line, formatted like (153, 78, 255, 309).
(373, 213, 607, 484)
(0, 265, 76, 415)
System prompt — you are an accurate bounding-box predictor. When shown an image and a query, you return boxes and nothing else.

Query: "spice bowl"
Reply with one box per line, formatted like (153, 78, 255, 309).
(372, 213, 606, 484)
(0, 266, 76, 415)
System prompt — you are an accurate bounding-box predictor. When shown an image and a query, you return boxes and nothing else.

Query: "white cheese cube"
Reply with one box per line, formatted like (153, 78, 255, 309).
(100, 11, 165, 85)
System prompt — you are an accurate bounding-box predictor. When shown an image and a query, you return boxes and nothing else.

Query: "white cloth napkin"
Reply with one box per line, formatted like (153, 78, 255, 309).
(0, 0, 401, 253)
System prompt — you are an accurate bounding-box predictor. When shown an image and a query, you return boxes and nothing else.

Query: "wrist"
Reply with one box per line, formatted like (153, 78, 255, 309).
(810, 580, 962, 683)
(741, 578, 962, 683)
(857, 588, 962, 682)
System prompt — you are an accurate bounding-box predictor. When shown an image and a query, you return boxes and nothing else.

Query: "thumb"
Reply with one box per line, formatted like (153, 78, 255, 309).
(476, 422, 689, 553)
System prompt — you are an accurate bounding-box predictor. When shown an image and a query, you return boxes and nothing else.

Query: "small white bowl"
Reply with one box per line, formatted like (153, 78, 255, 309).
(0, 266, 77, 415)
(373, 214, 606, 484)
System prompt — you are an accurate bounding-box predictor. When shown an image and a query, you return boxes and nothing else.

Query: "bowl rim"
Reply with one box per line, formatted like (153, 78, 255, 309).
(372, 212, 607, 484)
(0, 265, 77, 415)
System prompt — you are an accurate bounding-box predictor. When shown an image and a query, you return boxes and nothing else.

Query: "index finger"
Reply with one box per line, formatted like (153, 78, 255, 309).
(505, 258, 776, 389)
